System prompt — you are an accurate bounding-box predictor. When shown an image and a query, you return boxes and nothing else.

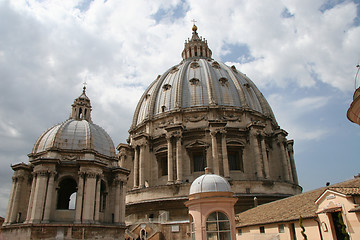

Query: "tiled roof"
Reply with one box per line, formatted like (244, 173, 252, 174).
(236, 178, 360, 227)
(328, 187, 360, 195)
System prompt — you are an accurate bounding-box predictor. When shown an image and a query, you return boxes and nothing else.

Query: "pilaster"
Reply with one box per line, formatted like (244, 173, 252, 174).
(221, 130, 230, 179)
(166, 133, 174, 184)
(42, 171, 56, 223)
(75, 171, 85, 223)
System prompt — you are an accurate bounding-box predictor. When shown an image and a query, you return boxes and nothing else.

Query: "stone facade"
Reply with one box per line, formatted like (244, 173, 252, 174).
(2, 88, 130, 240)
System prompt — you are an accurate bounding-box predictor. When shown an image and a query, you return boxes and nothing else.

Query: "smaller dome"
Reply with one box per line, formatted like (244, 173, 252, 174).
(32, 119, 115, 157)
(31, 87, 116, 158)
(189, 173, 232, 195)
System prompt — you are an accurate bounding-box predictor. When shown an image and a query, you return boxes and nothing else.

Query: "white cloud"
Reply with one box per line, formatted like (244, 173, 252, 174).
(267, 93, 330, 141)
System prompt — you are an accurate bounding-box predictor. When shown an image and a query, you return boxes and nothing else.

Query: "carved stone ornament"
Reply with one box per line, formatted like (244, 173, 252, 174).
(170, 66, 179, 74)
(189, 78, 200, 85)
(190, 62, 200, 68)
(219, 77, 228, 86)
(162, 84, 172, 91)
(62, 155, 78, 161)
(221, 114, 241, 121)
(36, 170, 49, 177)
(212, 61, 221, 69)
(86, 172, 98, 178)
(185, 114, 207, 122)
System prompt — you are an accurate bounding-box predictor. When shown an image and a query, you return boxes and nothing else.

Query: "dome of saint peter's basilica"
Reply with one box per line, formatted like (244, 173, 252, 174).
(120, 25, 302, 238)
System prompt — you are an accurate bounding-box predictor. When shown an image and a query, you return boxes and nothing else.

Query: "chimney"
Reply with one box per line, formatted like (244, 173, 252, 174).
(254, 197, 258, 207)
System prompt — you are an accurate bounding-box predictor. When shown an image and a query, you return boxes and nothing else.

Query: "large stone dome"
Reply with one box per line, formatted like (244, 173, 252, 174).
(131, 29, 277, 130)
(31, 87, 115, 158)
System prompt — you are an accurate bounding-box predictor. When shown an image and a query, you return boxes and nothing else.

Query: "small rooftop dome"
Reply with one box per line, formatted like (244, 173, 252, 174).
(189, 173, 232, 195)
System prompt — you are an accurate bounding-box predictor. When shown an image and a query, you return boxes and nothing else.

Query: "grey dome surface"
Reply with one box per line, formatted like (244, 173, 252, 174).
(132, 58, 276, 128)
(189, 174, 232, 195)
(32, 119, 115, 157)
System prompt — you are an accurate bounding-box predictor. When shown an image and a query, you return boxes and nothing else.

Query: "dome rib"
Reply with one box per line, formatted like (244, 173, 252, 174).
(202, 59, 217, 105)
(175, 63, 186, 109)
(224, 64, 248, 108)
(131, 78, 159, 128)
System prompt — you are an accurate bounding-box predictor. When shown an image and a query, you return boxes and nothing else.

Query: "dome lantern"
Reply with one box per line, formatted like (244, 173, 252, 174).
(71, 86, 92, 122)
(181, 24, 212, 60)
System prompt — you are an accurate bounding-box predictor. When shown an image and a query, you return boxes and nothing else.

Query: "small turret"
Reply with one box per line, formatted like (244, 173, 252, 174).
(70, 86, 92, 122)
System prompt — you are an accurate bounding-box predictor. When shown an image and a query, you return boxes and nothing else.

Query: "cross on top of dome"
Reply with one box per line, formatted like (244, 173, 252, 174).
(191, 19, 198, 32)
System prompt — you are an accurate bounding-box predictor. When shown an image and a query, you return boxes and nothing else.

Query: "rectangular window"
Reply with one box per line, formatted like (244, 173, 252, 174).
(228, 149, 243, 171)
(278, 224, 285, 233)
(193, 151, 205, 172)
(260, 226, 265, 233)
(238, 229, 242, 235)
(160, 155, 168, 176)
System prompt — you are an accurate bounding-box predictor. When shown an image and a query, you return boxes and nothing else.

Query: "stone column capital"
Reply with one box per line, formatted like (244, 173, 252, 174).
(35, 170, 49, 177)
(86, 172, 98, 179)
(210, 129, 218, 137)
(172, 131, 182, 138)
(11, 176, 17, 182)
(219, 129, 227, 135)
(165, 132, 173, 140)
(78, 171, 86, 178)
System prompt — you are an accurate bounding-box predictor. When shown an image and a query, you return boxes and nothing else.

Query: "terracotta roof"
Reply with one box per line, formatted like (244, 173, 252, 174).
(328, 187, 360, 195)
(236, 177, 360, 227)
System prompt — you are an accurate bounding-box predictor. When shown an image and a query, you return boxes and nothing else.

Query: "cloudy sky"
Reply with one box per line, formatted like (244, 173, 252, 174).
(1, 0, 360, 216)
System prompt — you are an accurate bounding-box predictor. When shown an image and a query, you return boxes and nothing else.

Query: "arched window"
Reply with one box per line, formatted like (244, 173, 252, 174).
(206, 211, 231, 240)
(140, 229, 147, 239)
(78, 108, 83, 119)
(190, 215, 195, 240)
(57, 178, 77, 210)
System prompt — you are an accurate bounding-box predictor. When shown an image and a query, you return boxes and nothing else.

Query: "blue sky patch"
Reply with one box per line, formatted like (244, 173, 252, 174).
(281, 7, 294, 18)
(319, 0, 346, 13)
(221, 43, 256, 64)
(76, 0, 94, 12)
(152, 1, 188, 24)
